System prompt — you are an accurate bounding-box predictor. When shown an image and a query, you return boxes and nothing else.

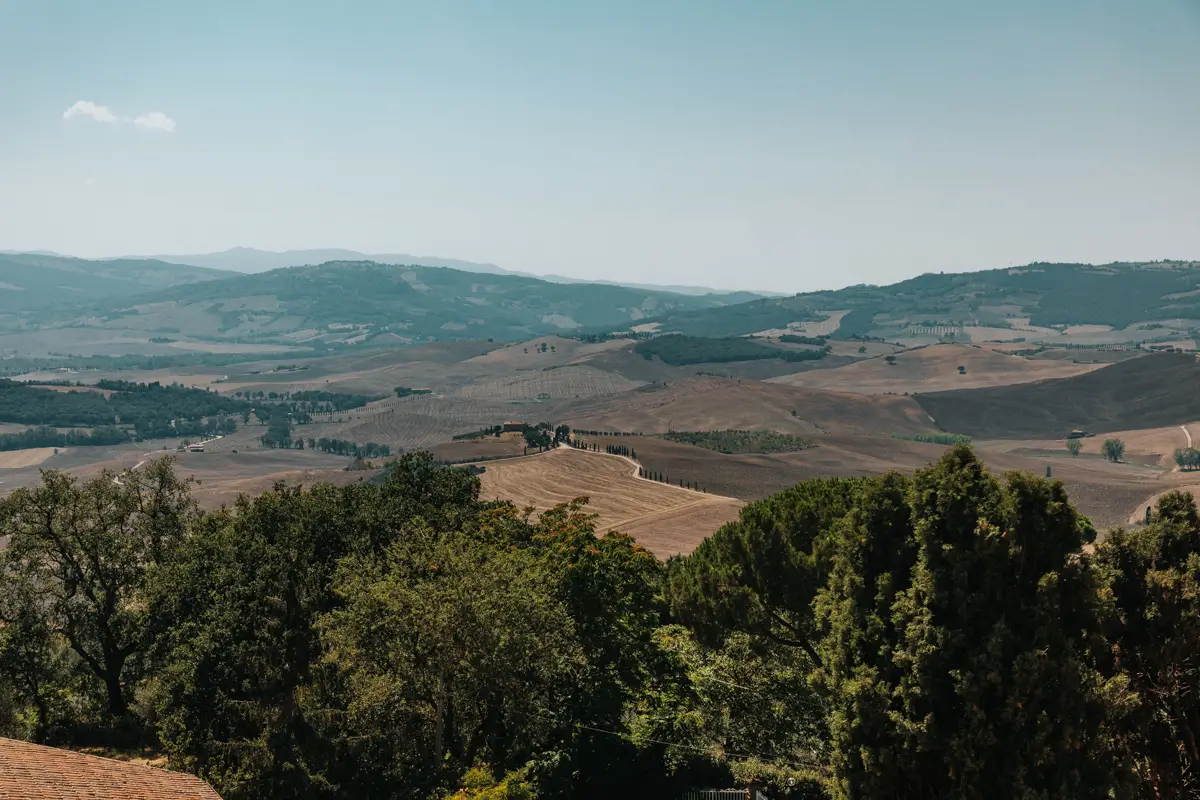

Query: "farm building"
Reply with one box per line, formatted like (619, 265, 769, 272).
(502, 420, 528, 432)
(0, 736, 222, 798)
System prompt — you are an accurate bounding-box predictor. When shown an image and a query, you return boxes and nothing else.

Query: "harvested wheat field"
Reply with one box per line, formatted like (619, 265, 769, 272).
(476, 447, 743, 557)
(451, 365, 643, 401)
(983, 422, 1200, 469)
(590, 432, 1188, 532)
(464, 336, 633, 369)
(769, 343, 1101, 394)
(0, 448, 63, 469)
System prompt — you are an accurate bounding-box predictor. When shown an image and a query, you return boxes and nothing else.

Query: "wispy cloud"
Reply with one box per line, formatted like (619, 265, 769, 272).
(62, 100, 176, 132)
(133, 111, 176, 132)
(63, 100, 118, 124)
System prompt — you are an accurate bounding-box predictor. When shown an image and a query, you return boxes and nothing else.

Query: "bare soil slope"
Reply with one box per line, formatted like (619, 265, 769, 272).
(599, 433, 1191, 531)
(916, 353, 1200, 438)
(556, 377, 933, 436)
(0, 448, 63, 469)
(585, 434, 948, 501)
(769, 343, 1100, 394)
(476, 447, 743, 557)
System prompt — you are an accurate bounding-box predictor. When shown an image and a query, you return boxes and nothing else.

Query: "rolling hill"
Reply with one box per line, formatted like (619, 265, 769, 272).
(639, 261, 1200, 346)
(126, 247, 769, 296)
(769, 343, 1102, 394)
(914, 352, 1200, 438)
(18, 261, 754, 349)
(0, 253, 229, 311)
(553, 376, 934, 437)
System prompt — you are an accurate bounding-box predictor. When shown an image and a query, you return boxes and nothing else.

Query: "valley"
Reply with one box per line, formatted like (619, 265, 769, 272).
(1, 272, 1197, 547)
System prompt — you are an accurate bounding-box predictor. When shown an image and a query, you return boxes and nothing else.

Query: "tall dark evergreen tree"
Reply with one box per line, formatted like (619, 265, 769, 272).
(1096, 491, 1200, 799)
(815, 447, 1120, 799)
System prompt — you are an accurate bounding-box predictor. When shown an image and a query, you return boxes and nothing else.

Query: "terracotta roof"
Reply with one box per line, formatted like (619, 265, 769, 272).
(0, 737, 222, 799)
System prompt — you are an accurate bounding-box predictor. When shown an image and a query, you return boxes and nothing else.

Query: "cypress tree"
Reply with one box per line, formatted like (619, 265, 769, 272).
(816, 446, 1117, 799)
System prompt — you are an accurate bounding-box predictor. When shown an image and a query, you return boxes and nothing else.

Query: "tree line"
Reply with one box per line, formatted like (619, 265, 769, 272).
(0, 426, 132, 451)
(1176, 447, 1200, 470)
(306, 437, 392, 459)
(232, 389, 383, 414)
(572, 429, 643, 437)
(664, 430, 812, 454)
(0, 380, 246, 442)
(635, 334, 829, 366)
(891, 432, 972, 446)
(1, 447, 1198, 798)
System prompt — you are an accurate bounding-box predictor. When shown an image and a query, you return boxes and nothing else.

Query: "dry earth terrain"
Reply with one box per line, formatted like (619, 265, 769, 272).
(556, 377, 934, 437)
(769, 343, 1102, 394)
(475, 446, 743, 557)
(587, 431, 1198, 531)
(5, 341, 1198, 542)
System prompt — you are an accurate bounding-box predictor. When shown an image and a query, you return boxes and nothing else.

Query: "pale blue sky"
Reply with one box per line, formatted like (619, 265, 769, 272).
(2, 1, 1200, 292)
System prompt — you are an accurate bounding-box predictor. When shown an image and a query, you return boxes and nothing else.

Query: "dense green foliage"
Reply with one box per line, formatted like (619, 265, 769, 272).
(669, 447, 1200, 799)
(0, 381, 114, 426)
(288, 390, 383, 411)
(663, 429, 813, 454)
(40, 261, 752, 346)
(0, 253, 226, 311)
(4, 448, 1200, 799)
(1095, 493, 1200, 797)
(0, 380, 248, 441)
(813, 449, 1118, 798)
(233, 389, 382, 413)
(635, 335, 828, 366)
(394, 386, 433, 398)
(640, 261, 1200, 340)
(891, 432, 972, 445)
(1174, 447, 1200, 470)
(306, 437, 391, 459)
(1103, 437, 1127, 462)
(778, 334, 828, 346)
(0, 426, 132, 451)
(0, 351, 298, 377)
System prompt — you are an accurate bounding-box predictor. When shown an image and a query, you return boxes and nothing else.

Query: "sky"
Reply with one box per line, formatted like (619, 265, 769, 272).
(2, 0, 1200, 293)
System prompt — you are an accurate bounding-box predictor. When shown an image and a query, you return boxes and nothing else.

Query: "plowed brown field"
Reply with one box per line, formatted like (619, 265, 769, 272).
(476, 446, 743, 557)
(769, 343, 1100, 394)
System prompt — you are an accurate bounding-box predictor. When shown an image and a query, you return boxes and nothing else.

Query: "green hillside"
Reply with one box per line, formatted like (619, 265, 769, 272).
(0, 253, 229, 311)
(21, 261, 750, 347)
(640, 261, 1200, 343)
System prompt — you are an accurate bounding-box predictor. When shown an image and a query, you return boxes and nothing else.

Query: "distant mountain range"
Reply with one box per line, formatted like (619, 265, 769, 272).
(111, 247, 779, 299)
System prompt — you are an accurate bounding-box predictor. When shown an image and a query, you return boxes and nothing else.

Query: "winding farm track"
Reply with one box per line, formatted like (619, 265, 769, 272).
(574, 442, 741, 503)
(476, 445, 743, 557)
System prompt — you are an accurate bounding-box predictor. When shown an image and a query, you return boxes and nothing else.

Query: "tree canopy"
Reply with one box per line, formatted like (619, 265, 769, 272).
(1, 446, 1199, 799)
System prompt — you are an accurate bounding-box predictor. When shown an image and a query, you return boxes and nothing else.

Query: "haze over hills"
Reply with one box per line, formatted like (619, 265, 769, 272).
(0, 252, 228, 311)
(0, 254, 1197, 359)
(642, 260, 1200, 347)
(7, 260, 756, 352)
(115, 247, 773, 298)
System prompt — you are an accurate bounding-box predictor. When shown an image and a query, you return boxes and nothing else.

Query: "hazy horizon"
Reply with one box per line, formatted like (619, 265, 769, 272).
(4, 1, 1200, 293)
